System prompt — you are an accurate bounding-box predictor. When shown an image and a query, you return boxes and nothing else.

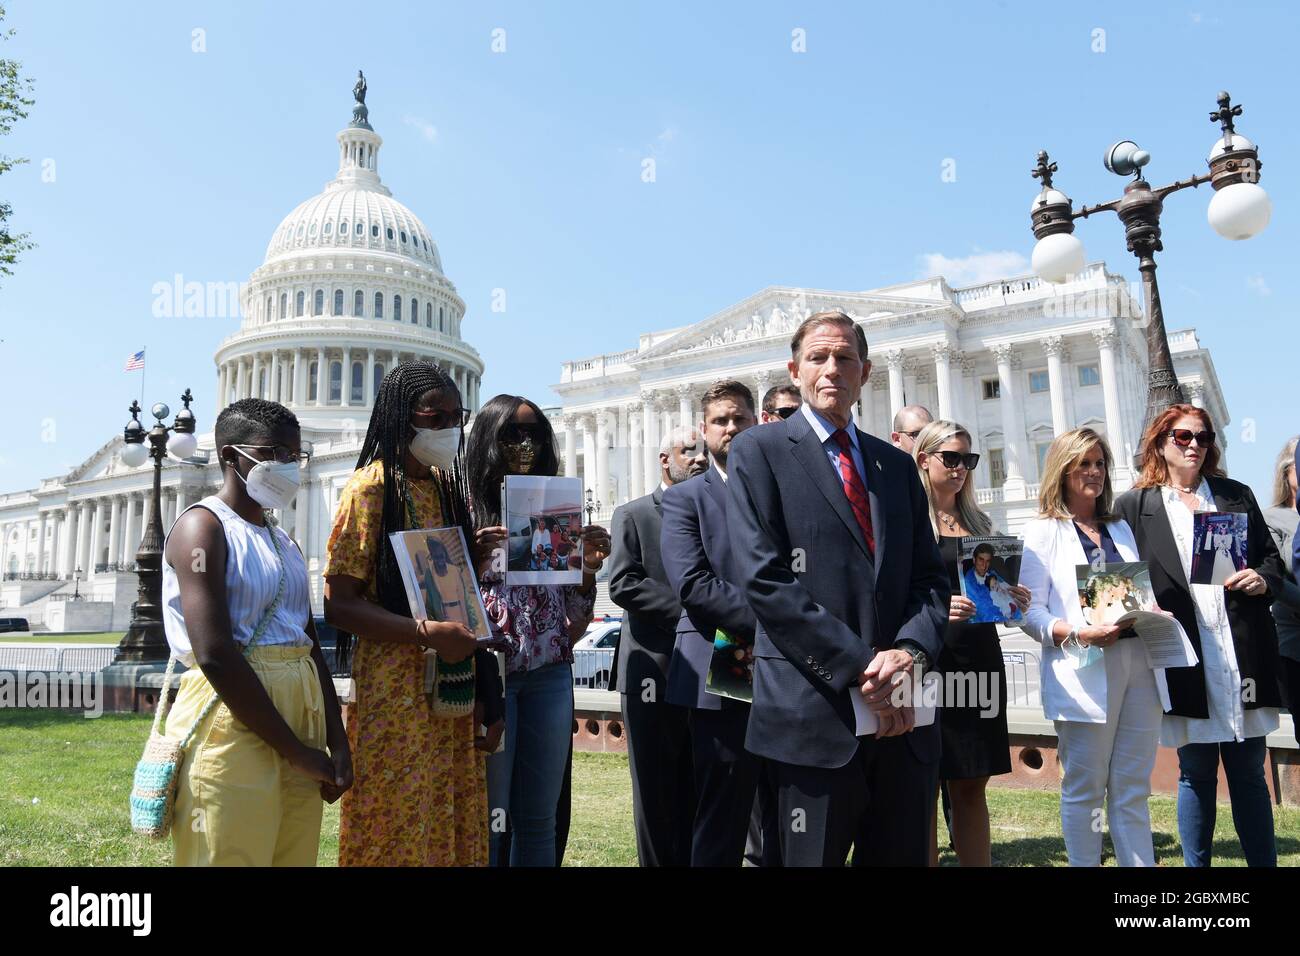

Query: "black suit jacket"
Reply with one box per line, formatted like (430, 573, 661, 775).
(609, 488, 681, 695)
(1115, 476, 1285, 717)
(726, 409, 949, 769)
(661, 467, 758, 711)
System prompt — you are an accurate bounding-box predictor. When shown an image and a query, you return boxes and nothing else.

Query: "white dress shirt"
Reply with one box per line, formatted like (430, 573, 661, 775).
(800, 402, 867, 490)
(1159, 478, 1278, 747)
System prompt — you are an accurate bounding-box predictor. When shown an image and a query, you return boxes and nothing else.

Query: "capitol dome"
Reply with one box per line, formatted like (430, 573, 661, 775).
(212, 73, 484, 432)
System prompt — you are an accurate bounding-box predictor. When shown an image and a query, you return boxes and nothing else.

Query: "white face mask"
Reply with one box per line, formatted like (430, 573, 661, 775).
(233, 447, 301, 510)
(409, 426, 461, 470)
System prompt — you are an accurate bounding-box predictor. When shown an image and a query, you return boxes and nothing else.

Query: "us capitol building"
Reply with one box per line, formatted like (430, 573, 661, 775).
(554, 266, 1228, 534)
(0, 78, 484, 630)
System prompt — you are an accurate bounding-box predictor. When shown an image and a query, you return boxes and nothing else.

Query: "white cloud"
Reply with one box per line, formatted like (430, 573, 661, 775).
(402, 115, 438, 143)
(918, 250, 1030, 286)
(1246, 273, 1271, 296)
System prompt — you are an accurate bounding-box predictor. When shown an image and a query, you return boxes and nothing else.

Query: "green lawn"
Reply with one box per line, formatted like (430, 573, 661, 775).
(2, 709, 1297, 867)
(0, 632, 124, 645)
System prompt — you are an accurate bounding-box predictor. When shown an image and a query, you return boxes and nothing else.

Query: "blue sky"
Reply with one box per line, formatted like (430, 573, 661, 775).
(1, 0, 1296, 499)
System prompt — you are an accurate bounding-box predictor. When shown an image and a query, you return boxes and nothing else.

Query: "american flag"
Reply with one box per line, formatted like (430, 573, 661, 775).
(124, 349, 145, 372)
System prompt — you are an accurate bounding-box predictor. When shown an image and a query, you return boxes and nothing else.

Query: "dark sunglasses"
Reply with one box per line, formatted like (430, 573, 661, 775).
(774, 405, 799, 420)
(412, 407, 471, 430)
(1167, 429, 1215, 448)
(500, 422, 548, 445)
(934, 450, 980, 471)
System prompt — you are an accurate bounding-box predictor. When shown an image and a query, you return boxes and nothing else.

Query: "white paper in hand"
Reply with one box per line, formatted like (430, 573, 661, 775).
(851, 672, 937, 736)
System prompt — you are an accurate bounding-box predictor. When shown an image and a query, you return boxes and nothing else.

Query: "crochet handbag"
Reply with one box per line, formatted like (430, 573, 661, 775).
(129, 518, 287, 840)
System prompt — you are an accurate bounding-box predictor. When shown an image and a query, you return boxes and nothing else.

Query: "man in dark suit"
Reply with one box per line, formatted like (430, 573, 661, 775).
(726, 310, 949, 866)
(661, 379, 775, 866)
(608, 426, 707, 866)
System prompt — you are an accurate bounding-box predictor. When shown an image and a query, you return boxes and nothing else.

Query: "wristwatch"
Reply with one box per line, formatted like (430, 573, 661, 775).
(897, 641, 928, 673)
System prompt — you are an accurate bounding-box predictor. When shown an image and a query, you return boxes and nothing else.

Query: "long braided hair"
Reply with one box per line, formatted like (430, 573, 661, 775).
(338, 361, 474, 666)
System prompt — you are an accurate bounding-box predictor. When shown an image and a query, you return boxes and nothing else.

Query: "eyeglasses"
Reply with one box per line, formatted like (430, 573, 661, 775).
(902, 429, 924, 440)
(237, 444, 309, 464)
(774, 406, 799, 420)
(500, 422, 548, 445)
(411, 407, 471, 430)
(935, 450, 980, 471)
(1167, 429, 1215, 448)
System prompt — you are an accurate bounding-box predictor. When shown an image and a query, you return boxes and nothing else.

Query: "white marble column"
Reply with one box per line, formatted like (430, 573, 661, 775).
(628, 400, 644, 500)
(59, 506, 77, 577)
(1043, 335, 1070, 437)
(269, 352, 281, 404)
(121, 495, 138, 567)
(886, 350, 906, 422)
(75, 500, 92, 574)
(292, 350, 305, 406)
(563, 415, 578, 478)
(932, 342, 954, 421)
(364, 349, 375, 407)
(1094, 326, 1130, 477)
(993, 344, 1027, 497)
(641, 393, 659, 492)
(216, 364, 228, 415)
(313, 348, 325, 405)
(579, 414, 597, 503)
(88, 499, 105, 576)
(340, 347, 352, 407)
(293, 474, 311, 553)
(595, 410, 610, 509)
(659, 392, 674, 444)
(250, 353, 263, 400)
(677, 384, 694, 431)
(857, 380, 876, 434)
(107, 497, 122, 570)
(36, 513, 51, 575)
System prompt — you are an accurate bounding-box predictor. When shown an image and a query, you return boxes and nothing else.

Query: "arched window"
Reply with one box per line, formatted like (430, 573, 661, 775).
(371, 224, 379, 238)
(353, 290, 364, 316)
(351, 362, 364, 403)
(356, 222, 364, 236)
(324, 222, 332, 236)
(426, 303, 432, 327)
(410, 297, 419, 324)
(328, 362, 342, 403)
(264, 295, 272, 322)
(313, 289, 324, 315)
(394, 295, 402, 322)
(340, 219, 348, 236)
(386, 227, 394, 241)
(374, 293, 384, 319)
(439, 305, 444, 331)
(295, 291, 305, 317)
(373, 362, 385, 396)
(279, 292, 287, 319)
(333, 289, 344, 316)
(308, 222, 317, 236)
(400, 231, 407, 244)
(309, 361, 319, 401)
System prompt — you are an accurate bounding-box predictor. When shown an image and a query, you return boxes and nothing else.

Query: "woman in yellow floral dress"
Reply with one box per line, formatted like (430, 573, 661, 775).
(324, 361, 504, 866)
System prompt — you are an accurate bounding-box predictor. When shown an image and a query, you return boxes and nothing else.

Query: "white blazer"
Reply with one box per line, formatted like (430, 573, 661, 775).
(1018, 515, 1172, 723)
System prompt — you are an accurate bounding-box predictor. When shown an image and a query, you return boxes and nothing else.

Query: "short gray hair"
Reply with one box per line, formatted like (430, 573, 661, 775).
(660, 426, 700, 457)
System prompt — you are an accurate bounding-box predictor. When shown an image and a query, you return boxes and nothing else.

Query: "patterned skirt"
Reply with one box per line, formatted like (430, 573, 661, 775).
(338, 637, 488, 866)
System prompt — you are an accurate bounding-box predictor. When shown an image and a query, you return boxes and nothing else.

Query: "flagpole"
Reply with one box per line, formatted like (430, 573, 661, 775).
(139, 348, 146, 405)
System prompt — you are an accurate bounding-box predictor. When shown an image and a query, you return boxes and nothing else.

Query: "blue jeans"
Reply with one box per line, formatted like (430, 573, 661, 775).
(1176, 737, 1277, 867)
(486, 661, 573, 866)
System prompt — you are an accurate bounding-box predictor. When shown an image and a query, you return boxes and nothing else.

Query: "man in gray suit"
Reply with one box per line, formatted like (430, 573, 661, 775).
(608, 426, 707, 866)
(727, 310, 949, 866)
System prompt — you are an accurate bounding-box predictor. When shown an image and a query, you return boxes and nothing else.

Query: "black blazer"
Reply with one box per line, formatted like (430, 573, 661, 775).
(661, 467, 758, 711)
(1115, 475, 1285, 718)
(608, 488, 681, 695)
(726, 409, 949, 769)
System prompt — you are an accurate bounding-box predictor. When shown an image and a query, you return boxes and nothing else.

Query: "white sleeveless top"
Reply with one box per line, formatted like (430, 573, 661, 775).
(162, 495, 313, 666)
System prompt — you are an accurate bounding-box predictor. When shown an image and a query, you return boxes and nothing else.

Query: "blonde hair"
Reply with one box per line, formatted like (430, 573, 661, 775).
(1037, 427, 1117, 520)
(1272, 435, 1300, 509)
(912, 420, 992, 537)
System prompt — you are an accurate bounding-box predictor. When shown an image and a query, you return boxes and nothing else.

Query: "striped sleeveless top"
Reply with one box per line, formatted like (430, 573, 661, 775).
(161, 495, 312, 667)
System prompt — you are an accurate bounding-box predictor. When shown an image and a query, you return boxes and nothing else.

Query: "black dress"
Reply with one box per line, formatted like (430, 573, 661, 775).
(937, 535, 1011, 780)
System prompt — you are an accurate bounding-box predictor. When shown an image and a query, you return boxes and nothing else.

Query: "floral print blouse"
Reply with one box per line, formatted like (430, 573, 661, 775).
(480, 570, 595, 675)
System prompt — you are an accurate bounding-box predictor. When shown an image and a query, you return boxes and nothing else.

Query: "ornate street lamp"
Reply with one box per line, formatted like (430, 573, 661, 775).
(113, 389, 198, 663)
(1028, 91, 1270, 425)
(585, 488, 595, 524)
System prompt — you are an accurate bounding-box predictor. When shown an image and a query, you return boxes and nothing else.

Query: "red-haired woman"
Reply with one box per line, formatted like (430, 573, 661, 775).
(1115, 404, 1286, 867)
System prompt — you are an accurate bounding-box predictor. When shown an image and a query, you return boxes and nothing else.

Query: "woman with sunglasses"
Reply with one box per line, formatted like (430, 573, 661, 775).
(466, 395, 611, 866)
(912, 421, 1028, 866)
(324, 361, 503, 866)
(1116, 405, 1286, 867)
(1019, 427, 1166, 866)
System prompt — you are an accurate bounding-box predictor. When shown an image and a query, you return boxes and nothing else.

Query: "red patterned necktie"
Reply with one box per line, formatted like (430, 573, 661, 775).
(831, 429, 875, 557)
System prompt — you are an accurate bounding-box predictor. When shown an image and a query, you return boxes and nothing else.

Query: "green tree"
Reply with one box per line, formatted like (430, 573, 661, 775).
(0, 3, 35, 282)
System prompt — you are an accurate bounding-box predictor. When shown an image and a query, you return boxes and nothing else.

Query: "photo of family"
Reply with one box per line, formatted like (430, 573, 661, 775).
(706, 628, 754, 703)
(957, 536, 1024, 624)
(502, 474, 584, 585)
(1190, 511, 1249, 586)
(388, 526, 492, 637)
(1076, 562, 1156, 627)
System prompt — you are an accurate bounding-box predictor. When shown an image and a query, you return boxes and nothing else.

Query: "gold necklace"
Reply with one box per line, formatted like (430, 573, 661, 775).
(937, 509, 959, 532)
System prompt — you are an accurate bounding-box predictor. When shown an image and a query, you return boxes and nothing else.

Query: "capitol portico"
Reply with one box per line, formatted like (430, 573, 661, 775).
(0, 79, 483, 630)
(553, 263, 1227, 534)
